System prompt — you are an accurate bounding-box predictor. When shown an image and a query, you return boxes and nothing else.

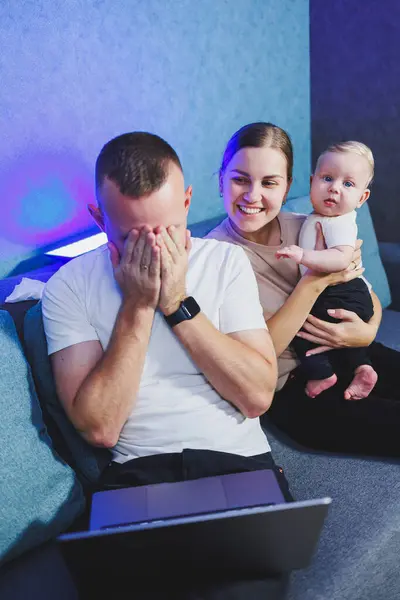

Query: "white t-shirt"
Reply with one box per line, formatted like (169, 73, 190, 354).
(299, 211, 358, 276)
(42, 237, 271, 463)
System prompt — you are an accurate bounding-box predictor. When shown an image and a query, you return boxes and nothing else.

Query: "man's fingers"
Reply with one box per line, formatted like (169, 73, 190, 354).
(149, 245, 161, 277)
(305, 345, 333, 357)
(140, 232, 155, 268)
(133, 227, 149, 262)
(168, 226, 185, 255)
(121, 229, 139, 264)
(159, 240, 172, 273)
(157, 227, 179, 260)
(185, 229, 192, 252)
(108, 242, 120, 269)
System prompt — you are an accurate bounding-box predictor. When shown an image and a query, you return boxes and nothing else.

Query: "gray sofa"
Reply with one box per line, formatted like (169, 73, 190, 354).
(1, 198, 400, 599)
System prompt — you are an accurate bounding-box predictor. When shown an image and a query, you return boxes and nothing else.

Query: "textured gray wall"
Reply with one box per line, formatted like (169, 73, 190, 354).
(0, 0, 310, 277)
(311, 0, 400, 243)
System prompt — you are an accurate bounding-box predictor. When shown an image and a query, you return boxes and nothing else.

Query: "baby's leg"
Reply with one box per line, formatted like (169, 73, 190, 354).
(344, 365, 378, 400)
(306, 374, 338, 398)
(334, 348, 378, 400)
(291, 336, 338, 398)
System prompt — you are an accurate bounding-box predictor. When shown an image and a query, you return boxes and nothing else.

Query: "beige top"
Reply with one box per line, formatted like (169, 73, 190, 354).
(207, 212, 307, 389)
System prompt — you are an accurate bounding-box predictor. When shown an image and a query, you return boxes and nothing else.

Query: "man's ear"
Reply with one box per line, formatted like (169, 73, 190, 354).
(184, 185, 193, 214)
(357, 189, 370, 208)
(88, 203, 105, 232)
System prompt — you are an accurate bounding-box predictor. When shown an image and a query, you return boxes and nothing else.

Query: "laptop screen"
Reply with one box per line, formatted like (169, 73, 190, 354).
(90, 469, 285, 531)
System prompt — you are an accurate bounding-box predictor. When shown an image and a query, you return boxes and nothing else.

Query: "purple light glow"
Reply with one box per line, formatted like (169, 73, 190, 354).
(0, 152, 95, 247)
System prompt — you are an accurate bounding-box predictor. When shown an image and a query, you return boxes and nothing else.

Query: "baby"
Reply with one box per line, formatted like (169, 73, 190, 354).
(276, 141, 378, 400)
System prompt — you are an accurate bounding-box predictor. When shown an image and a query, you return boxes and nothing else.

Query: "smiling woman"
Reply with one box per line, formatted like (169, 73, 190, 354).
(207, 121, 400, 459)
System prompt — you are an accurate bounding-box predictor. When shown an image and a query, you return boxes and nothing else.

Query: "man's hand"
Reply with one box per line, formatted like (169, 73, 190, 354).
(108, 226, 161, 308)
(156, 226, 191, 315)
(276, 245, 304, 264)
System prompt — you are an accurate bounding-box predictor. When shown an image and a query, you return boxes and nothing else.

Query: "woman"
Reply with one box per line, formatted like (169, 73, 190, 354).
(207, 122, 400, 457)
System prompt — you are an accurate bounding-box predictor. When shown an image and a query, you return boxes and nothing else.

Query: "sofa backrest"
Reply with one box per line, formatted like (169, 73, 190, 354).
(24, 303, 112, 486)
(0, 310, 84, 564)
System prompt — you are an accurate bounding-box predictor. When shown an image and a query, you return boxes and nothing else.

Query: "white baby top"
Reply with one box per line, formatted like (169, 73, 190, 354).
(299, 211, 358, 276)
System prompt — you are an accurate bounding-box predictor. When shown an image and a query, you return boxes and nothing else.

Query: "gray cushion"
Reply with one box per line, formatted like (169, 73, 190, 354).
(24, 302, 111, 485)
(0, 310, 84, 565)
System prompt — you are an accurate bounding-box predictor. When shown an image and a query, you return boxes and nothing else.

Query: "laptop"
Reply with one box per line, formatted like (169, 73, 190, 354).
(58, 469, 331, 576)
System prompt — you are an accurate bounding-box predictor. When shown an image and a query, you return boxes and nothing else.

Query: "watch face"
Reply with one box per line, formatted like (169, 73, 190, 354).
(165, 296, 200, 327)
(182, 296, 200, 317)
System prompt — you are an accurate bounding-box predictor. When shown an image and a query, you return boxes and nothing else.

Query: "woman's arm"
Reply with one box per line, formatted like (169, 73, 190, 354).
(266, 274, 327, 357)
(297, 289, 382, 355)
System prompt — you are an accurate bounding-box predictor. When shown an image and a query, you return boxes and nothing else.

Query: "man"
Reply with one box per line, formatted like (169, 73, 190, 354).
(42, 132, 288, 598)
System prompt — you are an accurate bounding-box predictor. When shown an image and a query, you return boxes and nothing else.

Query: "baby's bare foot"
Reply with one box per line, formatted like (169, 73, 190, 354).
(344, 365, 378, 400)
(306, 374, 337, 398)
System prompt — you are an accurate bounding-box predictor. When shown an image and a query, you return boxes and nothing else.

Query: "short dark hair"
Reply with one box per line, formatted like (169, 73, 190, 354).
(95, 132, 182, 199)
(220, 122, 293, 180)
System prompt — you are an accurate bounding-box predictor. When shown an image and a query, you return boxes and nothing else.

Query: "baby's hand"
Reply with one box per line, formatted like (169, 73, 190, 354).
(275, 245, 304, 264)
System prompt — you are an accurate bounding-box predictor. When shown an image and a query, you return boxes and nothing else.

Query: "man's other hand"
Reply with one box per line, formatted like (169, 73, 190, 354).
(156, 226, 191, 315)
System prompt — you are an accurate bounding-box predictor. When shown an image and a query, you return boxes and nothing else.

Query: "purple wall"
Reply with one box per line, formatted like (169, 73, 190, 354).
(0, 0, 310, 277)
(311, 0, 400, 243)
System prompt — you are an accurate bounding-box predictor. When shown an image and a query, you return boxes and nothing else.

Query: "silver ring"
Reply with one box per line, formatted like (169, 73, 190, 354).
(141, 264, 149, 270)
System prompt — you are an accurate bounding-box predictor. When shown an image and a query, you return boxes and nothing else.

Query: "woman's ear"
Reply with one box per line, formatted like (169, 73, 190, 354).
(357, 189, 370, 208)
(88, 203, 105, 232)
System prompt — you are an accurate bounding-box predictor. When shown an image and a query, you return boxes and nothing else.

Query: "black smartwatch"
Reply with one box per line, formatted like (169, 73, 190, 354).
(164, 296, 201, 327)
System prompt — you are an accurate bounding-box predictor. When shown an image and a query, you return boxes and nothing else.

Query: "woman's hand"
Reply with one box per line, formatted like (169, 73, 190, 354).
(297, 309, 377, 356)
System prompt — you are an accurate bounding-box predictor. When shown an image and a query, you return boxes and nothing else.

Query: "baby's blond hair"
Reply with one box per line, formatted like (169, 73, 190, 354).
(317, 141, 374, 187)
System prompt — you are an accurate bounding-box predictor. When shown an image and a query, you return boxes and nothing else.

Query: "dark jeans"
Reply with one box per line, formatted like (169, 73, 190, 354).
(67, 449, 292, 599)
(291, 278, 374, 380)
(268, 341, 400, 457)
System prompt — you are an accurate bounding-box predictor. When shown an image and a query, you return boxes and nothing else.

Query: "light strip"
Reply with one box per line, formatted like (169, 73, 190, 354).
(46, 232, 108, 258)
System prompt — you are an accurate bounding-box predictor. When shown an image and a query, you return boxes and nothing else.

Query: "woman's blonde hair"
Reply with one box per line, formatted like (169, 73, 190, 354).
(318, 141, 374, 186)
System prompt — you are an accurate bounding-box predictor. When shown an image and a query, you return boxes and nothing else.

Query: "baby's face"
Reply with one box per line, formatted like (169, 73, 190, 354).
(310, 152, 371, 217)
